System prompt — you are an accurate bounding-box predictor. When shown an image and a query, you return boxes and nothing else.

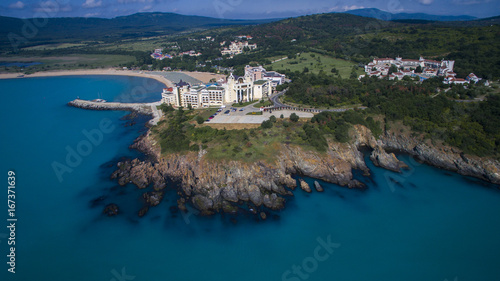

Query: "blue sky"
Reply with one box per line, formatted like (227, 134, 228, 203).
(1, 0, 499, 19)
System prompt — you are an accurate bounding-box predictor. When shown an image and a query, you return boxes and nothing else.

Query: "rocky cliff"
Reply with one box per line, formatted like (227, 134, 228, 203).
(380, 133, 500, 184)
(109, 124, 500, 217)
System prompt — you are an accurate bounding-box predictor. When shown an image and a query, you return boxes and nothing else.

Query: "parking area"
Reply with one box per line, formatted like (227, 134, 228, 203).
(207, 105, 314, 124)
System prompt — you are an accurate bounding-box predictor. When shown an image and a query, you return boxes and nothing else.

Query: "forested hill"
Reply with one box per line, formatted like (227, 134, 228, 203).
(243, 13, 500, 79)
(344, 8, 477, 22)
(0, 12, 275, 51)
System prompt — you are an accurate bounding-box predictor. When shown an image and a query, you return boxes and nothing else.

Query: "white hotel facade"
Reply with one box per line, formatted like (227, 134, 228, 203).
(162, 65, 285, 108)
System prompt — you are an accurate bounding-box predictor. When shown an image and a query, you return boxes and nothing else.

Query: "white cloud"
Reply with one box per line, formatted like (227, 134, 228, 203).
(83, 0, 102, 8)
(9, 1, 25, 9)
(343, 5, 365, 11)
(418, 0, 434, 5)
(452, 0, 491, 4)
(140, 5, 152, 11)
(34, 1, 72, 13)
(327, 5, 365, 12)
(84, 12, 101, 17)
(118, 0, 153, 3)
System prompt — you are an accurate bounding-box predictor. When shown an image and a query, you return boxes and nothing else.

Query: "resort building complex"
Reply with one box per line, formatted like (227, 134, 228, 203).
(363, 56, 480, 84)
(162, 65, 285, 108)
(221, 41, 257, 56)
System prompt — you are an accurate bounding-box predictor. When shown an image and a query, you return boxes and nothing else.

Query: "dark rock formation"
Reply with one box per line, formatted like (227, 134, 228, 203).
(380, 133, 500, 184)
(103, 204, 119, 216)
(370, 146, 409, 172)
(314, 181, 324, 192)
(109, 124, 500, 219)
(143, 191, 164, 207)
(260, 212, 267, 220)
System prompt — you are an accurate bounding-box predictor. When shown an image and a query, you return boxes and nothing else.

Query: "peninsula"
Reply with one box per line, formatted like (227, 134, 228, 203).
(62, 67, 499, 219)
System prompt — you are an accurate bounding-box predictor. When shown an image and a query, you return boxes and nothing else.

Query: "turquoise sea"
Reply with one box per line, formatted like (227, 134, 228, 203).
(1, 76, 499, 281)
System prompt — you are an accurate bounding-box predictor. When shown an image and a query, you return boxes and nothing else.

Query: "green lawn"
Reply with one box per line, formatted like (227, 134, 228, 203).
(253, 100, 273, 108)
(265, 52, 362, 78)
(197, 108, 218, 120)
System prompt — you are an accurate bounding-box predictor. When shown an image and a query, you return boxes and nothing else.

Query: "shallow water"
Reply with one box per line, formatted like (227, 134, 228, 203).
(1, 76, 499, 281)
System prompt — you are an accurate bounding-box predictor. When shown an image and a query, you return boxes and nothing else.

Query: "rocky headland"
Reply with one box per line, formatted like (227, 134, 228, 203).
(108, 123, 500, 218)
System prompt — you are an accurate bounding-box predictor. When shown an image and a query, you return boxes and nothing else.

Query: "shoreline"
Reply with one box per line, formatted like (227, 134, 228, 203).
(0, 68, 174, 88)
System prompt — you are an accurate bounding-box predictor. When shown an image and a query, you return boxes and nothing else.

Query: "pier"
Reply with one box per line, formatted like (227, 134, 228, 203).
(68, 99, 163, 125)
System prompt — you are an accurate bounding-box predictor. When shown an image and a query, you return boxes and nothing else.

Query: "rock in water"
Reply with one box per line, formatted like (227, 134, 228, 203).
(138, 206, 149, 217)
(192, 195, 214, 215)
(370, 146, 408, 172)
(314, 181, 324, 192)
(299, 179, 312, 193)
(103, 204, 119, 216)
(260, 212, 267, 220)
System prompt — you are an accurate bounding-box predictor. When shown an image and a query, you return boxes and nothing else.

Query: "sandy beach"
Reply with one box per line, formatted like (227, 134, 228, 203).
(0, 69, 174, 88)
(0, 69, 228, 86)
(179, 71, 226, 83)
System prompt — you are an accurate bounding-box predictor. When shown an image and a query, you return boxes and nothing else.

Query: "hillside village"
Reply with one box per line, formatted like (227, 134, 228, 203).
(161, 65, 286, 108)
(151, 35, 257, 62)
(363, 56, 482, 85)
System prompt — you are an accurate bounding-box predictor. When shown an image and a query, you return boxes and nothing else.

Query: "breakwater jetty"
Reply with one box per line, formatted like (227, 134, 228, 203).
(68, 99, 163, 125)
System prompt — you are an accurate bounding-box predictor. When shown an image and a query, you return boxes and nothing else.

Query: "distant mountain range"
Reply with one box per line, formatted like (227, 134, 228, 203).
(1, 10, 497, 52)
(0, 12, 275, 50)
(343, 8, 477, 22)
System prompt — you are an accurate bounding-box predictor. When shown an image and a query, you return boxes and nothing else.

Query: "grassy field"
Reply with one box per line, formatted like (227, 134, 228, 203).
(97, 36, 170, 52)
(265, 52, 362, 78)
(253, 100, 273, 107)
(21, 43, 86, 51)
(151, 107, 321, 163)
(0, 54, 136, 73)
(203, 119, 318, 163)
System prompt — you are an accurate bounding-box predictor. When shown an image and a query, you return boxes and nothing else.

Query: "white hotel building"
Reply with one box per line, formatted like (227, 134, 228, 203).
(161, 65, 283, 108)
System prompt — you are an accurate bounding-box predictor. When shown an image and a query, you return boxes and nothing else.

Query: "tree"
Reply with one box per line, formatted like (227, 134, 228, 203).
(389, 65, 398, 74)
(196, 115, 204, 125)
(269, 115, 277, 123)
(280, 114, 284, 119)
(290, 113, 300, 122)
(187, 103, 193, 111)
(350, 70, 358, 79)
(261, 120, 273, 129)
(416, 65, 423, 73)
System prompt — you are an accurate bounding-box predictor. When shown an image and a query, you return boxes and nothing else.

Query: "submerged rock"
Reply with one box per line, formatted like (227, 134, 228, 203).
(143, 191, 164, 207)
(260, 212, 267, 220)
(103, 204, 119, 216)
(138, 206, 149, 217)
(222, 200, 238, 214)
(314, 181, 324, 192)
